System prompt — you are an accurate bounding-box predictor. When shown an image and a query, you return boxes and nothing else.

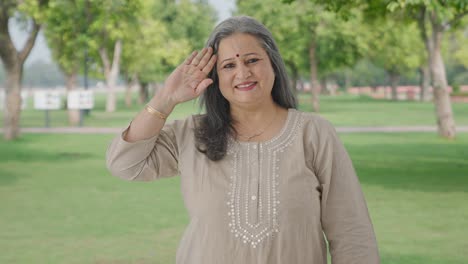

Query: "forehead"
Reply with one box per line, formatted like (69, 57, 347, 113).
(217, 33, 265, 58)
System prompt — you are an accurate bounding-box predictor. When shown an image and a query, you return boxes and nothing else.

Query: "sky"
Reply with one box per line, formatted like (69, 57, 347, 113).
(10, 0, 235, 66)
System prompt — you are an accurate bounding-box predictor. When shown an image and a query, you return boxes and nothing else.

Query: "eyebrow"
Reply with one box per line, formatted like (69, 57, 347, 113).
(219, 52, 260, 64)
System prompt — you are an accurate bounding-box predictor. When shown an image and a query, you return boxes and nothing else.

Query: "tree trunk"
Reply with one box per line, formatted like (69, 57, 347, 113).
(99, 39, 122, 113)
(430, 28, 456, 139)
(416, 7, 433, 103)
(419, 64, 431, 101)
(65, 72, 80, 126)
(309, 39, 320, 112)
(389, 71, 400, 101)
(0, 15, 40, 140)
(4, 65, 23, 140)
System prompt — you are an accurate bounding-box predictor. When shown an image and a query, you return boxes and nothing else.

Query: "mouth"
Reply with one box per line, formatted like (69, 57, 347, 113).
(235, 82, 257, 91)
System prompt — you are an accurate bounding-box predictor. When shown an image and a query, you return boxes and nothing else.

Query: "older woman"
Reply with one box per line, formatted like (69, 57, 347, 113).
(106, 16, 379, 264)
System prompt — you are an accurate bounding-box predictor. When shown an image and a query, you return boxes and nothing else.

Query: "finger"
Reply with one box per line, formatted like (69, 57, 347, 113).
(197, 47, 213, 68)
(201, 54, 217, 75)
(191, 48, 208, 66)
(194, 79, 214, 95)
(184, 51, 198, 65)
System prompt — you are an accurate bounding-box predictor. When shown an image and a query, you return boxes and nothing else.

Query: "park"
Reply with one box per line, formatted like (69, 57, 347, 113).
(1, 0, 468, 263)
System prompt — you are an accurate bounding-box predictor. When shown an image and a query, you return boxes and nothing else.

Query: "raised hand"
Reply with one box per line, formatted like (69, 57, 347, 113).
(162, 47, 217, 105)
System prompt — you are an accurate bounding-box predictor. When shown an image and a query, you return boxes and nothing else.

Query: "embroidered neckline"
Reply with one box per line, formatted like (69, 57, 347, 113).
(226, 110, 304, 248)
(228, 108, 295, 149)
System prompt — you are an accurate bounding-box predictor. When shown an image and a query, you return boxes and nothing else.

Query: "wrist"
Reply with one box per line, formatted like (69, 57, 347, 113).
(148, 91, 176, 115)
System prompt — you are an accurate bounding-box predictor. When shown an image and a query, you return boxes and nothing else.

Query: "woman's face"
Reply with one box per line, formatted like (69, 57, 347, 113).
(216, 33, 275, 107)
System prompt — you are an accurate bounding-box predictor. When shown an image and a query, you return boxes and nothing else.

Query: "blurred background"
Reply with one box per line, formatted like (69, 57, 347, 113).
(1, 0, 467, 263)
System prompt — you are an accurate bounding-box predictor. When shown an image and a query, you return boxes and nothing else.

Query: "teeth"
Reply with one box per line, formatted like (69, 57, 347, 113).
(237, 83, 255, 88)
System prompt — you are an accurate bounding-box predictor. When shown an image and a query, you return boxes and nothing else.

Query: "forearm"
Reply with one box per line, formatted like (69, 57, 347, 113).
(123, 47, 215, 142)
(124, 90, 177, 142)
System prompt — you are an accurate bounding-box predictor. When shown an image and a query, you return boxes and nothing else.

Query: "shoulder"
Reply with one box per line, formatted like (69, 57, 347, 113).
(290, 109, 336, 134)
(163, 113, 206, 141)
(166, 113, 204, 130)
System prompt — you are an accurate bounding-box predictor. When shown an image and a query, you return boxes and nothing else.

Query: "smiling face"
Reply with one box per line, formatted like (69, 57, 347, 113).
(216, 33, 276, 108)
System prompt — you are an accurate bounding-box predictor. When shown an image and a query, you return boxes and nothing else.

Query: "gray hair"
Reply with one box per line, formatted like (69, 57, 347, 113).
(195, 16, 297, 161)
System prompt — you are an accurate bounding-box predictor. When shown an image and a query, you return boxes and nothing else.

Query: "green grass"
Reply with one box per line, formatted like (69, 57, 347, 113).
(1, 132, 468, 264)
(1, 92, 468, 263)
(300, 94, 468, 126)
(0, 133, 187, 263)
(5, 92, 202, 128)
(2, 92, 468, 128)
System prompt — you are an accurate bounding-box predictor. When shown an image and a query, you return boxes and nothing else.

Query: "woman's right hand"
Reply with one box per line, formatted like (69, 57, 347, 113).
(161, 47, 217, 107)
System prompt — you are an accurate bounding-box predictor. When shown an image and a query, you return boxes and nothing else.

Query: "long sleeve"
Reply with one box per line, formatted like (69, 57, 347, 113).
(106, 121, 180, 181)
(310, 117, 380, 264)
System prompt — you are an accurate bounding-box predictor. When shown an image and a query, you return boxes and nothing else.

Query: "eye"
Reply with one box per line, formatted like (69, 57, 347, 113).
(246, 58, 260, 64)
(223, 63, 235, 69)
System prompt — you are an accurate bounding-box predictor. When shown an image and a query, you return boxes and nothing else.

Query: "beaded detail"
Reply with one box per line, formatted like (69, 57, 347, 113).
(227, 110, 304, 248)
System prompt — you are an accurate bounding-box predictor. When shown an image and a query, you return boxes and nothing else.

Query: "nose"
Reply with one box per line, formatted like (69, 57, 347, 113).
(236, 63, 251, 79)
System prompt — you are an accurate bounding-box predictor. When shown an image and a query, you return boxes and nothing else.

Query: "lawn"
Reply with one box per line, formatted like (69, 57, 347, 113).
(2, 92, 468, 128)
(1, 132, 467, 264)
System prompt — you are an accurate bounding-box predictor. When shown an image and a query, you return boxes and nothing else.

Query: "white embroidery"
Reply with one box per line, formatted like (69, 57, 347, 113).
(227, 111, 304, 248)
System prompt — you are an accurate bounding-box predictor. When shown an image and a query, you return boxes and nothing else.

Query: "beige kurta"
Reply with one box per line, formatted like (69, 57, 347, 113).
(106, 109, 380, 264)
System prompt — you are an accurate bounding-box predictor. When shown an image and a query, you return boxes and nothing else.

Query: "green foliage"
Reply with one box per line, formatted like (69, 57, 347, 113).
(386, 0, 468, 23)
(17, 0, 50, 23)
(236, 0, 308, 77)
(160, 0, 217, 50)
(43, 0, 143, 80)
(347, 59, 388, 87)
(366, 19, 423, 77)
(44, 0, 87, 75)
(237, 0, 368, 80)
(314, 9, 369, 75)
(451, 24, 468, 69)
(121, 0, 217, 83)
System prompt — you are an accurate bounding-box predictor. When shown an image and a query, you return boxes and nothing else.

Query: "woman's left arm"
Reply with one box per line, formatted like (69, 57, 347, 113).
(311, 118, 380, 264)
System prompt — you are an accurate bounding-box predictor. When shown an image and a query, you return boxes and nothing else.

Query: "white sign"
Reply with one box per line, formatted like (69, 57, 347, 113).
(34, 90, 62, 110)
(67, 90, 94, 109)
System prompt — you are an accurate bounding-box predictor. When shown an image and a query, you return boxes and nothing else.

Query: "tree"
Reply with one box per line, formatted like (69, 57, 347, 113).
(452, 28, 468, 69)
(120, 0, 191, 105)
(121, 0, 216, 105)
(237, 0, 309, 93)
(239, 0, 367, 112)
(0, 0, 49, 140)
(162, 0, 218, 51)
(44, 0, 88, 126)
(384, 0, 468, 138)
(366, 19, 423, 100)
(286, 0, 467, 138)
(85, 0, 141, 113)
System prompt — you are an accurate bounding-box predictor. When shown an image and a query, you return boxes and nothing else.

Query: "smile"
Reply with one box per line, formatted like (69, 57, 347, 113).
(235, 82, 257, 91)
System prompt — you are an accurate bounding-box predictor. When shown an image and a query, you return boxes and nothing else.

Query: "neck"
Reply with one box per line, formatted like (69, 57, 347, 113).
(230, 99, 278, 125)
(230, 99, 282, 142)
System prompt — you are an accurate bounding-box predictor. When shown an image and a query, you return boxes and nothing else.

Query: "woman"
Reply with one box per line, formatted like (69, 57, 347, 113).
(106, 16, 380, 264)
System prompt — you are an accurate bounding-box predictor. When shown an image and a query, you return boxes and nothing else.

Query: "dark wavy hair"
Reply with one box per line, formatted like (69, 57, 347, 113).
(195, 16, 297, 161)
